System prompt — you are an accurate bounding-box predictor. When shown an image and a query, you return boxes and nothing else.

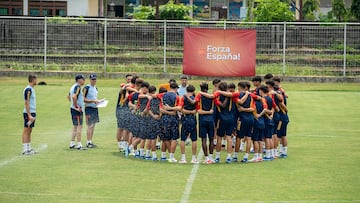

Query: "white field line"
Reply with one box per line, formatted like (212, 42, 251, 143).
(180, 150, 204, 203)
(0, 192, 359, 203)
(0, 144, 48, 169)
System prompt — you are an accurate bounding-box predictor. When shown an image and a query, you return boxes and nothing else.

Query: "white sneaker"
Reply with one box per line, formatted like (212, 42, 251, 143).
(179, 159, 187, 164)
(248, 157, 259, 163)
(191, 159, 199, 164)
(168, 158, 178, 163)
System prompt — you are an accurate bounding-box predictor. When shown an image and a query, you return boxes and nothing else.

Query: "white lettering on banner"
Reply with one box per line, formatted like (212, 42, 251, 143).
(206, 45, 241, 61)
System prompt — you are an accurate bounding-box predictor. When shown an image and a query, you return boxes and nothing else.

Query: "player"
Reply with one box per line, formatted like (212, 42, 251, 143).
(137, 82, 151, 159)
(236, 82, 255, 163)
(259, 85, 276, 161)
(83, 74, 100, 148)
(211, 79, 221, 147)
(22, 74, 38, 155)
(196, 82, 215, 164)
(264, 73, 274, 82)
(161, 82, 181, 163)
(213, 82, 235, 164)
(178, 85, 198, 164)
(69, 74, 86, 150)
(251, 76, 262, 96)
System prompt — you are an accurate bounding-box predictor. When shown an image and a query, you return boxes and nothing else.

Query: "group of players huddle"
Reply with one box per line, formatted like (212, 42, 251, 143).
(115, 74, 289, 164)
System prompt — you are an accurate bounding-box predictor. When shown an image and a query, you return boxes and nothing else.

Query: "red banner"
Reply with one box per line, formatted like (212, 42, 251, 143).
(183, 28, 256, 77)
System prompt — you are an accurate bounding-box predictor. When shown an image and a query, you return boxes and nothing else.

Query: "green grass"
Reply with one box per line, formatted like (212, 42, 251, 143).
(0, 77, 360, 202)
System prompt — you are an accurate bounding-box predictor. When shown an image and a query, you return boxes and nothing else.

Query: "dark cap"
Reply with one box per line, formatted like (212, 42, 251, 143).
(89, 74, 97, 80)
(75, 74, 85, 81)
(168, 79, 176, 83)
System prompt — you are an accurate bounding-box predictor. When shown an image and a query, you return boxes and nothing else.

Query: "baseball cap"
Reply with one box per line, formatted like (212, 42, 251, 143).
(89, 74, 97, 80)
(75, 74, 85, 81)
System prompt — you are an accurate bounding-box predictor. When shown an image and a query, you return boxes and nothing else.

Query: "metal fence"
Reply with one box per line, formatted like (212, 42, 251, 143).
(0, 16, 360, 77)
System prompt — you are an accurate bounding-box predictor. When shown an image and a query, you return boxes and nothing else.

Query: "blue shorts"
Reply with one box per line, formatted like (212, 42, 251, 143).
(162, 114, 179, 141)
(181, 115, 197, 142)
(252, 127, 264, 141)
(277, 120, 289, 138)
(23, 113, 36, 128)
(217, 120, 233, 137)
(149, 117, 162, 140)
(85, 107, 99, 125)
(131, 113, 141, 137)
(70, 108, 83, 126)
(264, 124, 274, 139)
(139, 115, 150, 139)
(199, 120, 214, 139)
(237, 118, 254, 138)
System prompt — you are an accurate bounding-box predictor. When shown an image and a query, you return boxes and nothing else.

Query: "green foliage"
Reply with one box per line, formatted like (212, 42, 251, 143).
(132, 5, 155, 20)
(303, 0, 320, 20)
(47, 16, 88, 24)
(251, 0, 294, 22)
(131, 0, 192, 20)
(332, 0, 347, 21)
(159, 0, 192, 20)
(350, 0, 360, 21)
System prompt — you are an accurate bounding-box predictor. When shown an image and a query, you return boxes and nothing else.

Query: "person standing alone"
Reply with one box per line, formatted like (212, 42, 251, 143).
(22, 74, 38, 155)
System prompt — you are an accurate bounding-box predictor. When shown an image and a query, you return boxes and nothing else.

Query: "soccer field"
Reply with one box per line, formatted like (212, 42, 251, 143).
(0, 77, 359, 203)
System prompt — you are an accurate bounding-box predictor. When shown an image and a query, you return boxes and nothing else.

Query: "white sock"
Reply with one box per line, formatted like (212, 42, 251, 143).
(181, 154, 186, 160)
(170, 153, 174, 159)
(266, 149, 270, 158)
(161, 152, 166, 158)
(156, 141, 160, 146)
(254, 153, 258, 159)
(227, 153, 231, 159)
(215, 152, 220, 159)
(152, 151, 157, 158)
(244, 153, 249, 159)
(23, 143, 28, 152)
(70, 141, 75, 146)
(139, 148, 144, 157)
(87, 140, 92, 144)
(192, 155, 196, 160)
(118, 141, 122, 148)
(27, 143, 32, 150)
(284, 146, 288, 154)
(209, 154, 213, 160)
(240, 142, 245, 150)
(273, 149, 277, 156)
(124, 142, 128, 148)
(145, 150, 150, 157)
(279, 144, 283, 153)
(204, 156, 209, 161)
(233, 152, 238, 158)
(77, 142, 82, 147)
(258, 153, 262, 158)
(129, 145, 134, 151)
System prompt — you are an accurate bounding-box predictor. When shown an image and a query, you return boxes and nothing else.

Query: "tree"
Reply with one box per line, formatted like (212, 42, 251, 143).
(350, 0, 360, 21)
(332, 0, 347, 21)
(302, 0, 320, 20)
(251, 0, 295, 22)
(159, 0, 192, 20)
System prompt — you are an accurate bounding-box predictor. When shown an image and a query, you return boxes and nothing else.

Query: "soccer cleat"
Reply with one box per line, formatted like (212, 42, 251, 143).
(241, 158, 248, 163)
(280, 154, 288, 158)
(145, 156, 152, 160)
(140, 156, 145, 159)
(179, 159, 187, 164)
(22, 149, 38, 155)
(168, 158, 178, 163)
(156, 145, 160, 150)
(232, 157, 238, 162)
(69, 145, 76, 149)
(152, 157, 158, 161)
(77, 146, 87, 150)
(226, 158, 232, 164)
(124, 148, 130, 157)
(263, 157, 273, 161)
(257, 157, 263, 162)
(248, 157, 259, 163)
(86, 143, 97, 148)
(203, 159, 213, 164)
(215, 157, 220, 163)
(191, 159, 199, 164)
(160, 157, 167, 162)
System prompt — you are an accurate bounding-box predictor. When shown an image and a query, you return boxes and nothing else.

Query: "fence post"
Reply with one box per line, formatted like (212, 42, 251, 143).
(104, 18, 107, 74)
(44, 16, 47, 72)
(282, 22, 286, 76)
(163, 20, 167, 73)
(343, 23, 347, 77)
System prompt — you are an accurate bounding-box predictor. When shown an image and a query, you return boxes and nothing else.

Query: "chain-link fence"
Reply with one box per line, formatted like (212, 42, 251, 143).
(0, 16, 359, 77)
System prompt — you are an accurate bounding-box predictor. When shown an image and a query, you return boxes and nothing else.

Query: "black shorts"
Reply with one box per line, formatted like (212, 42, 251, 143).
(85, 107, 99, 125)
(181, 115, 197, 142)
(252, 127, 264, 141)
(23, 113, 36, 128)
(71, 108, 83, 126)
(199, 120, 215, 139)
